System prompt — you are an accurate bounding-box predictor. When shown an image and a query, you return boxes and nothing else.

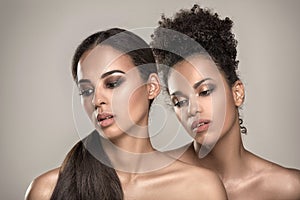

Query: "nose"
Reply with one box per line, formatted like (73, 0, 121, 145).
(92, 81, 107, 109)
(187, 95, 202, 117)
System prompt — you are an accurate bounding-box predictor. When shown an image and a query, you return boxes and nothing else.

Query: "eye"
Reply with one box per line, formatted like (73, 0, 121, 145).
(174, 100, 189, 108)
(105, 77, 125, 89)
(79, 88, 94, 97)
(172, 96, 189, 108)
(198, 84, 215, 97)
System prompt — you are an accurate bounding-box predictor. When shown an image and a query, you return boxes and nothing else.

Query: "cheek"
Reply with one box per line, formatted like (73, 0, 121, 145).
(201, 97, 213, 112)
(224, 94, 237, 120)
(214, 91, 237, 133)
(174, 107, 188, 125)
(113, 88, 133, 111)
(82, 97, 94, 120)
(112, 85, 148, 119)
(174, 108, 182, 121)
(128, 86, 149, 114)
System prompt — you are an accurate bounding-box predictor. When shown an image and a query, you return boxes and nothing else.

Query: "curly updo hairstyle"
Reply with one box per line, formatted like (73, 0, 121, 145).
(151, 4, 239, 87)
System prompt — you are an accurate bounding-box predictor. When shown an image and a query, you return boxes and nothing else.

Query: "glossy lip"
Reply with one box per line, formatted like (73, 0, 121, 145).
(97, 112, 115, 128)
(191, 119, 211, 133)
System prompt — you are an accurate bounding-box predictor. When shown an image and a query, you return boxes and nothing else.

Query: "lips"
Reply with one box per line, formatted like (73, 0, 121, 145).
(191, 119, 211, 133)
(97, 113, 114, 127)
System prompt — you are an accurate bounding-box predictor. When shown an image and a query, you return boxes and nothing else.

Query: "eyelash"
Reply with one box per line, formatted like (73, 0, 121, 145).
(198, 84, 215, 97)
(174, 99, 189, 108)
(105, 78, 124, 89)
(79, 88, 94, 97)
(78, 77, 125, 97)
(173, 84, 216, 108)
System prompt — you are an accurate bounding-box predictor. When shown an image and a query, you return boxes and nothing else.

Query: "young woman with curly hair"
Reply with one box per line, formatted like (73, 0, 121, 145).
(151, 4, 300, 199)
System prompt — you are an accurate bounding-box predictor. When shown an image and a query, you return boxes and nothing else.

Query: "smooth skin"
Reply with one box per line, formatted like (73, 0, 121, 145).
(25, 46, 227, 200)
(25, 164, 226, 200)
(168, 55, 300, 200)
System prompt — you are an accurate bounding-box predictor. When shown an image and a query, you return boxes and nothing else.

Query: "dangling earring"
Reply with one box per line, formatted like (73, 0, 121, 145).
(239, 118, 247, 134)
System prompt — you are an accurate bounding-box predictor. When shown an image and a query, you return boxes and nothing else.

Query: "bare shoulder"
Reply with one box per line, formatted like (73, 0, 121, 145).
(189, 165, 227, 199)
(172, 161, 227, 200)
(264, 163, 300, 199)
(249, 152, 300, 199)
(25, 168, 60, 200)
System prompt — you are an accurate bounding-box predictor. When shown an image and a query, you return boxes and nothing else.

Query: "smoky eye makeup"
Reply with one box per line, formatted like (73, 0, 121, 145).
(78, 85, 94, 97)
(103, 75, 126, 89)
(77, 79, 94, 97)
(196, 82, 216, 97)
(171, 93, 189, 108)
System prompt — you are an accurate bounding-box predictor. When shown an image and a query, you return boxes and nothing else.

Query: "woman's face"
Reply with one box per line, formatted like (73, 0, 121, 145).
(76, 45, 152, 140)
(167, 55, 241, 148)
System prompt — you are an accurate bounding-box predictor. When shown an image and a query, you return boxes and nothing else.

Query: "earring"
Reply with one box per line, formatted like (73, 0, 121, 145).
(239, 118, 247, 134)
(236, 91, 242, 99)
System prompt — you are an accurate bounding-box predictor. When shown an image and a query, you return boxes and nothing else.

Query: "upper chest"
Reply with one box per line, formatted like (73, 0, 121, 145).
(224, 174, 286, 200)
(120, 171, 193, 200)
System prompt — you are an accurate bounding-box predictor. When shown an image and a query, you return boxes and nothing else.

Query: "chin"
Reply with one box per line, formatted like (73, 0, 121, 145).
(95, 127, 121, 140)
(194, 132, 220, 148)
(104, 129, 124, 139)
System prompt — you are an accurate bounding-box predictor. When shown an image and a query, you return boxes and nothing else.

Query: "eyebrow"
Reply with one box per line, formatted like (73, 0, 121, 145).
(170, 91, 186, 97)
(77, 79, 91, 85)
(193, 78, 212, 89)
(77, 70, 125, 84)
(171, 78, 213, 96)
(100, 70, 125, 79)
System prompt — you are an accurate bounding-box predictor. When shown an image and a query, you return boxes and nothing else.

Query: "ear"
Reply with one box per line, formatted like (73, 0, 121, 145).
(147, 73, 161, 100)
(232, 80, 245, 107)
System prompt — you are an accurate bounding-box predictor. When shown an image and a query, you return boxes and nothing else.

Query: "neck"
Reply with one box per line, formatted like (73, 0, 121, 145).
(101, 128, 174, 174)
(111, 132, 155, 153)
(200, 120, 249, 180)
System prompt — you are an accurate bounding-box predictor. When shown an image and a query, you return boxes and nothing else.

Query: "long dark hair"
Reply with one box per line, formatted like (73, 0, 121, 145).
(72, 28, 157, 82)
(51, 28, 157, 199)
(51, 131, 123, 200)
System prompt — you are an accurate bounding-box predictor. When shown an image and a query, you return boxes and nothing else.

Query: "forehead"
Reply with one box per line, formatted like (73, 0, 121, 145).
(77, 45, 135, 80)
(168, 55, 220, 86)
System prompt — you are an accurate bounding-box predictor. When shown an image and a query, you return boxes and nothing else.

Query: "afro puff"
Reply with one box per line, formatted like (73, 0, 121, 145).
(151, 4, 240, 86)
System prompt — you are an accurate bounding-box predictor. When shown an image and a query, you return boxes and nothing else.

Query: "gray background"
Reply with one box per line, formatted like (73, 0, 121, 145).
(1, 0, 299, 199)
